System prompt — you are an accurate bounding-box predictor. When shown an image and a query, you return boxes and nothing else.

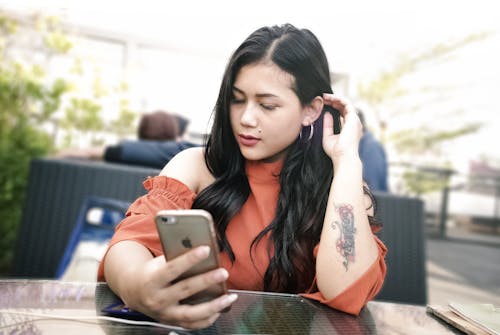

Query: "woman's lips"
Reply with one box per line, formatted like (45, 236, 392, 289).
(238, 134, 260, 146)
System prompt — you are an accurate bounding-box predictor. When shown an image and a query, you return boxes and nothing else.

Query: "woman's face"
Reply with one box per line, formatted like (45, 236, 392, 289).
(230, 63, 308, 162)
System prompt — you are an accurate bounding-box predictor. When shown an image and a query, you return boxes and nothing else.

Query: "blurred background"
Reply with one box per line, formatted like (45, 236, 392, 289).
(0, 0, 499, 307)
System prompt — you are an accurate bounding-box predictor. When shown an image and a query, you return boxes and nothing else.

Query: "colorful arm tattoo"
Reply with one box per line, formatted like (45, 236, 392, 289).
(331, 203, 356, 271)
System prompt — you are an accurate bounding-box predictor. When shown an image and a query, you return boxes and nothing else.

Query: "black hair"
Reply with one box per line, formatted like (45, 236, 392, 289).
(192, 24, 377, 293)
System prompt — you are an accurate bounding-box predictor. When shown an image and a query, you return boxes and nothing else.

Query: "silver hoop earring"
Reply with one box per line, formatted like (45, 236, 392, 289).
(299, 124, 314, 141)
(308, 124, 314, 141)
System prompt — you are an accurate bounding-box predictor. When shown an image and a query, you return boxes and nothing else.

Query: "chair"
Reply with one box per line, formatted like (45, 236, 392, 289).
(373, 191, 427, 305)
(55, 196, 130, 281)
(13, 158, 158, 279)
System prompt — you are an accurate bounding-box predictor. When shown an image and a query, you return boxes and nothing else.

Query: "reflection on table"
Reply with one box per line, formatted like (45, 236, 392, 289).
(0, 280, 461, 334)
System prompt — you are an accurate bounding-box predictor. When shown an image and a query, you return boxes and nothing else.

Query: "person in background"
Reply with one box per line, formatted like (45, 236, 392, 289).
(140, 110, 180, 140)
(103, 111, 200, 169)
(98, 24, 386, 329)
(357, 108, 389, 192)
(174, 114, 191, 140)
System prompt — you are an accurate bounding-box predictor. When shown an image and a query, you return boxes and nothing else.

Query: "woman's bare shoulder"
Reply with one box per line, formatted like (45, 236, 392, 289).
(159, 147, 213, 193)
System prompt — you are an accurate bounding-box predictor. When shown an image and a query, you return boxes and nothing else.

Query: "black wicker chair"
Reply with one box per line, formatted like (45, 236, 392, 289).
(12, 158, 427, 305)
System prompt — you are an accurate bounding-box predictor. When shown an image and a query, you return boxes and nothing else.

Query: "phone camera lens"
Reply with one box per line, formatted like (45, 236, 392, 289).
(159, 216, 176, 224)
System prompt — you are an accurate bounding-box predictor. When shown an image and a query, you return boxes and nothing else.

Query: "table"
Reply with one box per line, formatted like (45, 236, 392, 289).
(0, 280, 461, 334)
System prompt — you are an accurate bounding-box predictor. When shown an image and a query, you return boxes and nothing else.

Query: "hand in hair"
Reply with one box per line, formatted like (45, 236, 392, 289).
(321, 93, 363, 164)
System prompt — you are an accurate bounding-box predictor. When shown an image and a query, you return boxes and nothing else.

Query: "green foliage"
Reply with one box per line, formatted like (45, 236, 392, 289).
(44, 30, 73, 53)
(357, 32, 491, 194)
(0, 11, 71, 275)
(58, 68, 137, 146)
(389, 123, 482, 154)
(0, 10, 139, 275)
(109, 100, 137, 137)
(63, 97, 104, 132)
(401, 170, 451, 196)
(0, 123, 52, 274)
(358, 32, 490, 107)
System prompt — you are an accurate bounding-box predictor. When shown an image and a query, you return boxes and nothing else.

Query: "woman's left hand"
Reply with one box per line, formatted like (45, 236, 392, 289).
(321, 93, 363, 163)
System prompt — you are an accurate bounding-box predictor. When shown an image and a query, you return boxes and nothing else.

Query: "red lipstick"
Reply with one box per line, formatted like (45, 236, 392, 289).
(238, 134, 260, 146)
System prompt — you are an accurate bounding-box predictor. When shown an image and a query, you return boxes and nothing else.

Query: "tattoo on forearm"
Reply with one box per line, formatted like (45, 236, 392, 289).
(331, 203, 356, 271)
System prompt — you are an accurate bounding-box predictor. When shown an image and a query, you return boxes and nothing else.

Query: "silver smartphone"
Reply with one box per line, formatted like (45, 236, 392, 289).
(155, 209, 229, 308)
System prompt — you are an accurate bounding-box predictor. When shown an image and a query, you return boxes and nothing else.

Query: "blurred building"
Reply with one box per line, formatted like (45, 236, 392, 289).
(1, 6, 350, 148)
(468, 160, 500, 196)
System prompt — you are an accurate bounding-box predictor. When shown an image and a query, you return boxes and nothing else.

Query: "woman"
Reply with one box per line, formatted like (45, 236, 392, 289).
(99, 23, 386, 329)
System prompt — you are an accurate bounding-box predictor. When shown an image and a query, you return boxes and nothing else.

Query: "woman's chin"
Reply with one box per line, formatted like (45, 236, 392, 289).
(240, 149, 287, 163)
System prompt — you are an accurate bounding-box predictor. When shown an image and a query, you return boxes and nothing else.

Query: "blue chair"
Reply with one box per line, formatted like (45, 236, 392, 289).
(55, 196, 130, 280)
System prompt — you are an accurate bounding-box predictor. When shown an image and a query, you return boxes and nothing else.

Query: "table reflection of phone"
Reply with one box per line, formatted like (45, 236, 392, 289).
(101, 302, 155, 321)
(155, 209, 229, 310)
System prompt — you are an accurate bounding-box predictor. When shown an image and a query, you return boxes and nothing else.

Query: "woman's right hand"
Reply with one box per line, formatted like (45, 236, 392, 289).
(321, 93, 363, 164)
(107, 242, 237, 329)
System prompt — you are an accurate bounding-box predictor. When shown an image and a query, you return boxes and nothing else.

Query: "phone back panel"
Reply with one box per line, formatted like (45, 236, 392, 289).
(156, 209, 219, 279)
(155, 209, 227, 305)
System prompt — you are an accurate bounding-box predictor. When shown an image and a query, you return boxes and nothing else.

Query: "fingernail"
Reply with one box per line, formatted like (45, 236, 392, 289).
(196, 246, 210, 258)
(213, 268, 228, 281)
(222, 293, 238, 305)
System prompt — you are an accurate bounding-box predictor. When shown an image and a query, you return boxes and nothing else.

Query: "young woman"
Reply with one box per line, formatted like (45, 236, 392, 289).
(99, 23, 386, 329)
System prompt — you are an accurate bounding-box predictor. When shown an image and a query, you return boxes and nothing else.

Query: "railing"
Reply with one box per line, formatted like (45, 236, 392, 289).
(389, 161, 500, 239)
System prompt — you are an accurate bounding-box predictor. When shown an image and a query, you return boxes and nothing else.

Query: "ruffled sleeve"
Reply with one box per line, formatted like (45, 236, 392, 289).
(300, 234, 387, 315)
(97, 176, 196, 281)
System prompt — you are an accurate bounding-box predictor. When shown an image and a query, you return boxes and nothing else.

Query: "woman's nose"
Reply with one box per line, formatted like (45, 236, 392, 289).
(240, 103, 258, 127)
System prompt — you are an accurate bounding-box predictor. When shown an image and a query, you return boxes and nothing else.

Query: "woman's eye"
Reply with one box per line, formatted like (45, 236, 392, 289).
(261, 104, 277, 111)
(230, 97, 245, 104)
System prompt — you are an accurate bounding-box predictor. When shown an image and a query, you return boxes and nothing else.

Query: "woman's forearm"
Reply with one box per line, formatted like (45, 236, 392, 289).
(104, 241, 154, 306)
(316, 155, 379, 299)
(102, 239, 235, 328)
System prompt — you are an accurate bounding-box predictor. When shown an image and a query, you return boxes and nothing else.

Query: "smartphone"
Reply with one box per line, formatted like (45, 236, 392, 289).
(324, 105, 342, 134)
(155, 209, 229, 309)
(101, 302, 155, 321)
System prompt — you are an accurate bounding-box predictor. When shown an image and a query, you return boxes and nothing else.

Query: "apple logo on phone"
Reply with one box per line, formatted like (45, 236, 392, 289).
(181, 236, 192, 249)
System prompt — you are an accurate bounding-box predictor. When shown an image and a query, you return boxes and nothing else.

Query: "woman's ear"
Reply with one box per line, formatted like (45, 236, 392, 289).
(302, 96, 324, 126)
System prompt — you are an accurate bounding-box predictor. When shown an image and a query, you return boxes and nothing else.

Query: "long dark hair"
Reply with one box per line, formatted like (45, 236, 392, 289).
(193, 24, 375, 293)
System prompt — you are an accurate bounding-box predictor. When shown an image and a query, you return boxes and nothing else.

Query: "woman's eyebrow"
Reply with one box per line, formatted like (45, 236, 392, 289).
(233, 85, 279, 99)
(256, 93, 279, 98)
(232, 86, 244, 94)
